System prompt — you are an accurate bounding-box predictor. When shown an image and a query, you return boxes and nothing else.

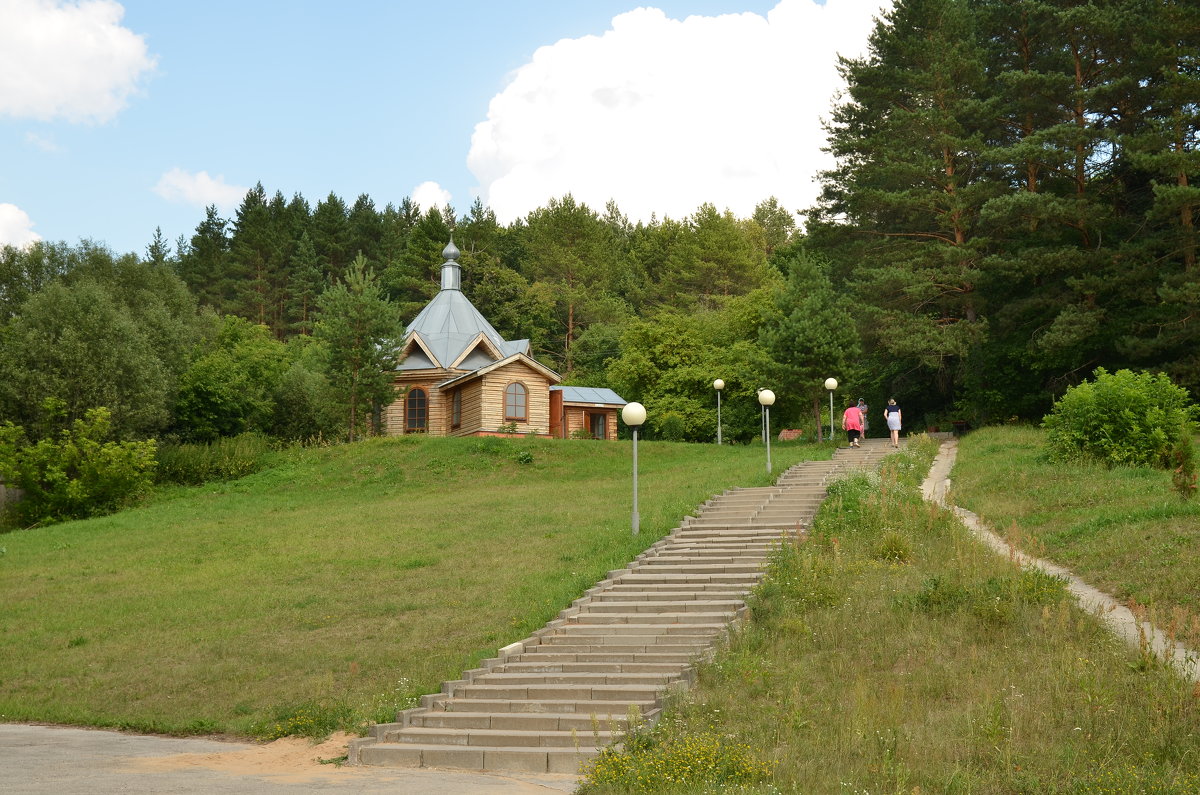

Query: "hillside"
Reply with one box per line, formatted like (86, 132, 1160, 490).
(0, 435, 825, 737)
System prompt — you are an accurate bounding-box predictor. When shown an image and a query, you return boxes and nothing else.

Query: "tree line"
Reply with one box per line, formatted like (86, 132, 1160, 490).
(2, 0, 1195, 450)
(808, 0, 1200, 421)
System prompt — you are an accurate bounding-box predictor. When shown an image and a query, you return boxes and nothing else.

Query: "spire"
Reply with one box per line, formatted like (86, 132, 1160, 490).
(440, 236, 461, 291)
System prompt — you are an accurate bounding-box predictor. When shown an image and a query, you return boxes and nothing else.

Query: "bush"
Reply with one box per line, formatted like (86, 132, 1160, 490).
(1042, 368, 1197, 469)
(1170, 424, 1197, 499)
(0, 408, 156, 528)
(656, 411, 687, 442)
(154, 433, 274, 485)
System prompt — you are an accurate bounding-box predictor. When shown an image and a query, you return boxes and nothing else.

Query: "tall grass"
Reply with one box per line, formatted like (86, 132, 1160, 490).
(154, 432, 276, 485)
(581, 437, 1200, 793)
(0, 435, 826, 738)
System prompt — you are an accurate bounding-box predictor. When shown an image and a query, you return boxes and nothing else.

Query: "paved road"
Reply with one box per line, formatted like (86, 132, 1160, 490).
(1, 724, 580, 794)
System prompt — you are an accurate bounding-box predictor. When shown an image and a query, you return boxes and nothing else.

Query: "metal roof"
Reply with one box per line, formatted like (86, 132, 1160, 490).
(551, 386, 627, 405)
(398, 239, 512, 371)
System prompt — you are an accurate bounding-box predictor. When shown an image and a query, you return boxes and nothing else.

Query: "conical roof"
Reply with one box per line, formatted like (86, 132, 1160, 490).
(399, 239, 525, 370)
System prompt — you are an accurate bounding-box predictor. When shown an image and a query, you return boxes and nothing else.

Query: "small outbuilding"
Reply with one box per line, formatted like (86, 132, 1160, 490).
(385, 240, 626, 439)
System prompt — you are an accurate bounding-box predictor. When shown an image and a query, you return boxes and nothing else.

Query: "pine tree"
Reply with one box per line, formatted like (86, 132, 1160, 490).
(177, 205, 233, 312)
(311, 192, 351, 281)
(287, 232, 324, 336)
(145, 226, 171, 268)
(811, 0, 995, 400)
(229, 182, 278, 327)
(522, 195, 625, 371)
(314, 254, 401, 441)
(348, 193, 383, 266)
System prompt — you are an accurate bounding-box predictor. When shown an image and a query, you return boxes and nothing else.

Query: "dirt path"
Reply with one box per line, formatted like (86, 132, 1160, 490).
(923, 440, 1200, 686)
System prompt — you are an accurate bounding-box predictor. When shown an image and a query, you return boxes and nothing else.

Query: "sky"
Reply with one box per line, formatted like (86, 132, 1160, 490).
(0, 0, 890, 257)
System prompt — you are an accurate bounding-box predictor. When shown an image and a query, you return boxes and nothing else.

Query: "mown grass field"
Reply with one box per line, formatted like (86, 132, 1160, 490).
(0, 434, 827, 737)
(579, 434, 1200, 794)
(951, 425, 1200, 616)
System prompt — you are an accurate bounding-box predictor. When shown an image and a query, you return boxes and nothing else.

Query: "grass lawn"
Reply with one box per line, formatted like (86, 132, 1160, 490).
(0, 434, 827, 737)
(950, 425, 1200, 618)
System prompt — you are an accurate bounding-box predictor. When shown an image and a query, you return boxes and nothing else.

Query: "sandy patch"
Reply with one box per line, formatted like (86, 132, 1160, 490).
(127, 732, 364, 784)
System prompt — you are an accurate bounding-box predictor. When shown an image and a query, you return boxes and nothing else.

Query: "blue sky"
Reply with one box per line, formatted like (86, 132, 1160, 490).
(0, 0, 887, 257)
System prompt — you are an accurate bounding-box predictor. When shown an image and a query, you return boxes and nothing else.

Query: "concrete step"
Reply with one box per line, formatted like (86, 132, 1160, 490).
(386, 726, 619, 748)
(357, 742, 600, 774)
(472, 672, 681, 687)
(431, 696, 659, 714)
(625, 562, 763, 573)
(569, 612, 734, 625)
(591, 583, 751, 594)
(515, 648, 701, 660)
(582, 599, 743, 612)
(545, 624, 726, 638)
(498, 661, 688, 674)
(581, 595, 742, 607)
(407, 711, 639, 732)
(611, 573, 762, 586)
(451, 683, 667, 702)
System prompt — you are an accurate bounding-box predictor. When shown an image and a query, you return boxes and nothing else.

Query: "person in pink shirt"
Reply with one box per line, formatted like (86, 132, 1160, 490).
(841, 400, 864, 447)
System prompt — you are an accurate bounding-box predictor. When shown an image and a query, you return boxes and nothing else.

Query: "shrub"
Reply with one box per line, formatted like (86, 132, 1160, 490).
(874, 530, 913, 563)
(1170, 424, 1197, 499)
(0, 407, 156, 528)
(154, 433, 274, 485)
(657, 411, 687, 442)
(1042, 368, 1197, 469)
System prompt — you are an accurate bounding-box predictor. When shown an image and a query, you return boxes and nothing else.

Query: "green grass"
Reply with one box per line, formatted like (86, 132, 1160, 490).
(950, 425, 1200, 617)
(0, 434, 827, 737)
(579, 437, 1200, 793)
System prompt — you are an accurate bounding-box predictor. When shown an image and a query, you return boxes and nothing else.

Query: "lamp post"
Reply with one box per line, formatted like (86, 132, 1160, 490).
(713, 379, 724, 445)
(824, 378, 838, 443)
(758, 389, 775, 474)
(621, 402, 647, 536)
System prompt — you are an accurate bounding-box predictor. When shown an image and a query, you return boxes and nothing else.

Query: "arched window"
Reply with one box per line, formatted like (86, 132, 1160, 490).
(406, 387, 427, 432)
(504, 382, 528, 422)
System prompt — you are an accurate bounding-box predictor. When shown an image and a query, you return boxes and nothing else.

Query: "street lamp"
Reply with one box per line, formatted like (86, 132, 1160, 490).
(824, 378, 838, 443)
(758, 389, 775, 474)
(621, 402, 647, 536)
(713, 379, 724, 445)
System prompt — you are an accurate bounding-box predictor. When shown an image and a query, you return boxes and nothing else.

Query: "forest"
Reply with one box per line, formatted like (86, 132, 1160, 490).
(0, 0, 1197, 451)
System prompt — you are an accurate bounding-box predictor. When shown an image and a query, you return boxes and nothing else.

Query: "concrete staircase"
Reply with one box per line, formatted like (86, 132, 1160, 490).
(349, 438, 898, 774)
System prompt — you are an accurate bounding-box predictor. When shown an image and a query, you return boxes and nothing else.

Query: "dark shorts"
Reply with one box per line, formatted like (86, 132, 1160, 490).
(847, 429, 860, 442)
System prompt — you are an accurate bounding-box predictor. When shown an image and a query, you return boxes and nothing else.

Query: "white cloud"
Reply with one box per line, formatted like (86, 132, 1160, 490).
(0, 0, 157, 124)
(468, 0, 889, 224)
(411, 180, 453, 213)
(0, 203, 42, 248)
(152, 168, 247, 211)
(25, 131, 61, 152)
